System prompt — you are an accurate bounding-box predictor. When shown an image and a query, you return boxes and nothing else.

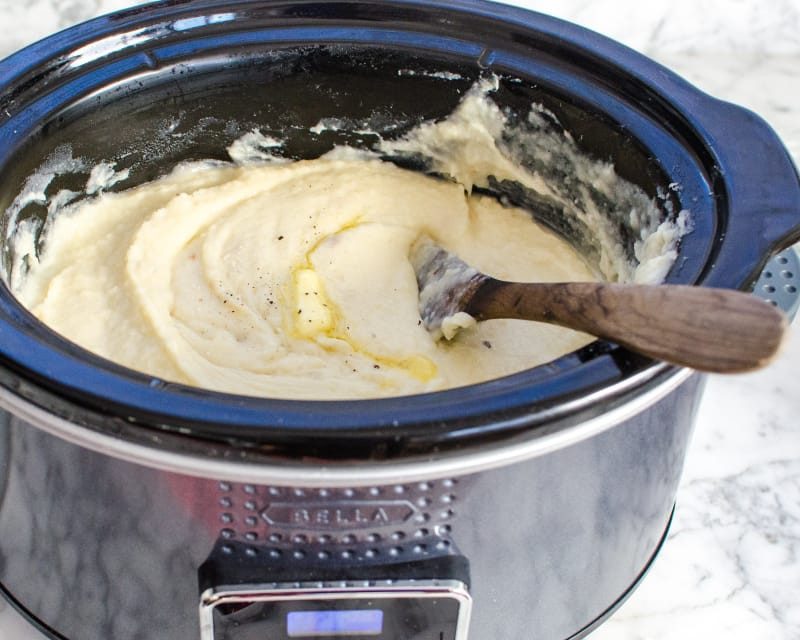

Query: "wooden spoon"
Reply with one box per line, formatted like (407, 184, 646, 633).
(411, 238, 788, 373)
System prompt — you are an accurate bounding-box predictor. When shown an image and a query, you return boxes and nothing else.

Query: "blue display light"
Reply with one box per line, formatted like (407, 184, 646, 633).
(287, 610, 384, 637)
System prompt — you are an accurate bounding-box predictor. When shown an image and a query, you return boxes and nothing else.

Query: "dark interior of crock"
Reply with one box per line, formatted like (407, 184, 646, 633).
(0, 44, 683, 283)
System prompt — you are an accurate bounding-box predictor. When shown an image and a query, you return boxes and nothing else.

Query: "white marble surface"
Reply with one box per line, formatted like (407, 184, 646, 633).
(0, 1, 797, 639)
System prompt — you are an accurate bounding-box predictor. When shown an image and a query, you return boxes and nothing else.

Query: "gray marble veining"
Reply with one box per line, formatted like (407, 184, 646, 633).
(0, 1, 798, 639)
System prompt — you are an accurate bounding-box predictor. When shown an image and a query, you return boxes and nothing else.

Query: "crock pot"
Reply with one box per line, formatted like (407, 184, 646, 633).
(0, 1, 798, 639)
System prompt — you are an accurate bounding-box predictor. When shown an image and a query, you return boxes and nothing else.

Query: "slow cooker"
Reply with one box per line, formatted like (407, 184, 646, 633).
(0, 1, 798, 639)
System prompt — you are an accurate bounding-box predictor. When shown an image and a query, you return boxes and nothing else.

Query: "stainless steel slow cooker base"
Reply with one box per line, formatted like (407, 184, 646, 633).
(0, 372, 703, 640)
(0, 461, 678, 640)
(0, 509, 676, 640)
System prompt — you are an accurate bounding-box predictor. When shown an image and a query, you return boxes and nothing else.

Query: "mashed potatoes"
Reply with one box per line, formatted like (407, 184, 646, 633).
(9, 80, 687, 399)
(14, 156, 597, 399)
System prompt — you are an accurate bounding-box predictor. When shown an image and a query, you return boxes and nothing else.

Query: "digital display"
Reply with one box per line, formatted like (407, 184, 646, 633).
(287, 610, 384, 637)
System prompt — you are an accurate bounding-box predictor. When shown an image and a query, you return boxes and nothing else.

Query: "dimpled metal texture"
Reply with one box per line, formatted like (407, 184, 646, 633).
(754, 248, 800, 318)
(215, 479, 460, 563)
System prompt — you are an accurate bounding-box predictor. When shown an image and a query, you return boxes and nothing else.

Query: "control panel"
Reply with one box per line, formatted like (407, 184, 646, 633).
(199, 580, 471, 640)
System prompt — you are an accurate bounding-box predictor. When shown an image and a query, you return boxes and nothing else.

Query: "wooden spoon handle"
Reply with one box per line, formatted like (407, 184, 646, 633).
(468, 280, 788, 373)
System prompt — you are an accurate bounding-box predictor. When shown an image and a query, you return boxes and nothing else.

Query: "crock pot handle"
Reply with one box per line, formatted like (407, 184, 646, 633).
(690, 98, 800, 290)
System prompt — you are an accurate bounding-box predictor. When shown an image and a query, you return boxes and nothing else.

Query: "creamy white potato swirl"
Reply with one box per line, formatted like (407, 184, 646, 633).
(11, 80, 690, 399)
(15, 156, 597, 399)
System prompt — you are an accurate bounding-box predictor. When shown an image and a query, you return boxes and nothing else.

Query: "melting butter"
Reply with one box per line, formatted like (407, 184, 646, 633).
(293, 268, 334, 337)
(397, 354, 438, 383)
(292, 254, 438, 383)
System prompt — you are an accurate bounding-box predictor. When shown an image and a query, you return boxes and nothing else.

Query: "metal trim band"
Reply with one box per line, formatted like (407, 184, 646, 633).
(0, 366, 694, 486)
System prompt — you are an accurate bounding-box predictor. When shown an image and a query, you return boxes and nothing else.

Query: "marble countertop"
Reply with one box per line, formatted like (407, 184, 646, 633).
(0, 1, 797, 639)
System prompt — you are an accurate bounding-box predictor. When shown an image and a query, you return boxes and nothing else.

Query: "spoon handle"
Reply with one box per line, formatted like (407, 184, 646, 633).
(468, 280, 788, 373)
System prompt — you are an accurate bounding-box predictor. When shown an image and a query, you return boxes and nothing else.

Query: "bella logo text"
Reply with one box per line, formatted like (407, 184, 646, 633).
(262, 501, 416, 530)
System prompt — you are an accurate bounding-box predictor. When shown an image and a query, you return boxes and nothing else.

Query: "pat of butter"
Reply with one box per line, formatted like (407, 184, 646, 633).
(293, 268, 333, 337)
(292, 265, 436, 383)
(400, 354, 438, 382)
